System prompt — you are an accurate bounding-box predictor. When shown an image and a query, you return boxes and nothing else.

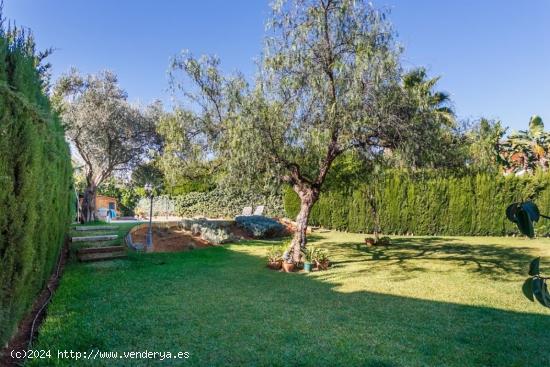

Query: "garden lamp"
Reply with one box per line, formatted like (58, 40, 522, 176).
(144, 183, 154, 250)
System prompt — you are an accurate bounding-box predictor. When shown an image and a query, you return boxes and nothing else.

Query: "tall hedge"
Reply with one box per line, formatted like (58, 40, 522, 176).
(0, 27, 73, 346)
(284, 171, 550, 236)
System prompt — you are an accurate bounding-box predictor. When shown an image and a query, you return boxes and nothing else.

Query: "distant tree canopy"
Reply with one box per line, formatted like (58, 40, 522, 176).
(465, 118, 506, 172)
(96, 178, 140, 217)
(53, 69, 156, 221)
(131, 162, 165, 190)
(386, 67, 464, 170)
(154, 108, 217, 195)
(498, 115, 550, 175)
(168, 0, 458, 263)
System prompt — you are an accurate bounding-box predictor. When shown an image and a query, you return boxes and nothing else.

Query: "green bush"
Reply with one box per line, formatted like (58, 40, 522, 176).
(0, 26, 73, 346)
(284, 171, 550, 236)
(136, 187, 285, 219)
(235, 215, 286, 237)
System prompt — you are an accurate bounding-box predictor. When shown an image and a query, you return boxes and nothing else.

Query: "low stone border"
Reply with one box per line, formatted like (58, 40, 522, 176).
(73, 226, 117, 231)
(125, 222, 182, 251)
(71, 235, 118, 242)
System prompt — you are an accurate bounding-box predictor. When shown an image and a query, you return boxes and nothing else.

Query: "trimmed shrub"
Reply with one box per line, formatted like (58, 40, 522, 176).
(284, 171, 550, 236)
(235, 215, 286, 238)
(180, 218, 235, 244)
(0, 27, 73, 345)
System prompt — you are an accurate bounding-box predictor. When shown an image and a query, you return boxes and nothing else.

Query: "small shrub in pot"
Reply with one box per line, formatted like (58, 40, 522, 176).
(266, 245, 285, 270)
(314, 248, 330, 271)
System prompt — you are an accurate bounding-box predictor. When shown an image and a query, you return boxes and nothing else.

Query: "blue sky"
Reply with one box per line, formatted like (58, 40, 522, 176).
(4, 0, 549, 132)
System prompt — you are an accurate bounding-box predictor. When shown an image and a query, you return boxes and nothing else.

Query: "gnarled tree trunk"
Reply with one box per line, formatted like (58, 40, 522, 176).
(81, 184, 97, 223)
(286, 185, 319, 264)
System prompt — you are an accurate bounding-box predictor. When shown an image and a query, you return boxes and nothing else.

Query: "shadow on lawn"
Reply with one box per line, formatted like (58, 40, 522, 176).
(28, 244, 550, 367)
(314, 236, 535, 280)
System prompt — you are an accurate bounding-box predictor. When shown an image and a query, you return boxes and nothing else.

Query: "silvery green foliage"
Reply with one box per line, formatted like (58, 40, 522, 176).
(181, 218, 234, 230)
(179, 217, 284, 243)
(179, 218, 235, 244)
(235, 215, 286, 238)
(200, 227, 234, 245)
(191, 223, 202, 236)
(168, 1, 455, 262)
(53, 69, 155, 189)
(168, 0, 455, 191)
(168, 0, 429, 193)
(223, 0, 404, 188)
(154, 108, 216, 191)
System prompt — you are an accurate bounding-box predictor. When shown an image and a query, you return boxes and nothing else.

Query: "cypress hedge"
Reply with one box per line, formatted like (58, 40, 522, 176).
(0, 27, 73, 346)
(284, 171, 550, 236)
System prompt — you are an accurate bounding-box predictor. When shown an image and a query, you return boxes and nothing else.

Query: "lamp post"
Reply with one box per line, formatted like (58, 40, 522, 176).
(144, 183, 154, 250)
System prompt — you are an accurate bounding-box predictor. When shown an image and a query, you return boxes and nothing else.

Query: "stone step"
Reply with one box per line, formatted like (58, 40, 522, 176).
(71, 235, 118, 242)
(78, 245, 125, 254)
(74, 226, 118, 231)
(77, 251, 127, 262)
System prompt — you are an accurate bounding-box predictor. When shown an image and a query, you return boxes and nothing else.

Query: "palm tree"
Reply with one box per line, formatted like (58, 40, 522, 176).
(499, 115, 549, 174)
(402, 68, 455, 126)
(392, 68, 458, 168)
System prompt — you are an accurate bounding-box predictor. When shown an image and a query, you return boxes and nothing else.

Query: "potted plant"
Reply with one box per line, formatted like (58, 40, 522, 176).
(314, 248, 330, 271)
(364, 237, 375, 246)
(377, 236, 391, 246)
(302, 246, 316, 272)
(364, 236, 391, 246)
(266, 245, 283, 270)
(278, 241, 296, 272)
(282, 260, 295, 272)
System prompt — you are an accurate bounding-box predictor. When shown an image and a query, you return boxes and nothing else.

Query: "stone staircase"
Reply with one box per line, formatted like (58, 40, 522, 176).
(71, 227, 127, 262)
(77, 245, 127, 262)
(71, 234, 118, 242)
(73, 225, 117, 232)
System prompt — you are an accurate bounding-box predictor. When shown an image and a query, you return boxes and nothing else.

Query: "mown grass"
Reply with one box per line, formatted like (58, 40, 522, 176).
(29, 229, 550, 366)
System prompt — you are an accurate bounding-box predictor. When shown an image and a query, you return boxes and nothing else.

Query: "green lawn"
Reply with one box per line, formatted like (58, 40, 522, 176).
(29, 227, 550, 366)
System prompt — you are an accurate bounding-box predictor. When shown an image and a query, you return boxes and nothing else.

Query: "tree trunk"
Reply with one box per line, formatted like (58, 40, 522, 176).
(368, 190, 380, 242)
(285, 186, 319, 264)
(81, 185, 97, 223)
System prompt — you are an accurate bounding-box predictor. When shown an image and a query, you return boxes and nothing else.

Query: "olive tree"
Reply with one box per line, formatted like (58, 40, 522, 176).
(171, 0, 452, 263)
(53, 69, 154, 222)
(154, 108, 219, 194)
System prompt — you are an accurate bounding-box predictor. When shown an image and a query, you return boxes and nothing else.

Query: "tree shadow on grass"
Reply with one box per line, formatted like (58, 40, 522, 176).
(30, 245, 550, 367)
(317, 236, 536, 281)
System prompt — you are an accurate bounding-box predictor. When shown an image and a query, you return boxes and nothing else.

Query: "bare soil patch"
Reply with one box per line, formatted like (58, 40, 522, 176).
(131, 226, 211, 252)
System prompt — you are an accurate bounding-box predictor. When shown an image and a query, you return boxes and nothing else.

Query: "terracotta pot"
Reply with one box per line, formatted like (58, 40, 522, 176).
(365, 238, 375, 246)
(282, 261, 295, 273)
(315, 260, 330, 271)
(267, 261, 282, 270)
